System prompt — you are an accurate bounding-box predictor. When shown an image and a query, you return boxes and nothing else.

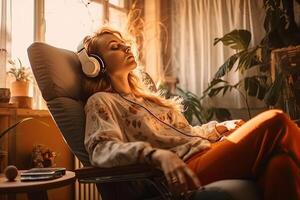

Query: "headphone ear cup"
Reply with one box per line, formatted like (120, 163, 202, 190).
(78, 48, 101, 77)
(90, 54, 106, 74)
(88, 56, 102, 75)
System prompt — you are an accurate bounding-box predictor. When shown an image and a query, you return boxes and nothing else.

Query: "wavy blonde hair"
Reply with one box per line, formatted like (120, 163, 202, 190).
(81, 27, 183, 112)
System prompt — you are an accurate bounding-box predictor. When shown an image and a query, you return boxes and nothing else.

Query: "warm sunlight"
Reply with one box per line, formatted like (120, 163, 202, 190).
(45, 0, 103, 51)
(11, 0, 34, 67)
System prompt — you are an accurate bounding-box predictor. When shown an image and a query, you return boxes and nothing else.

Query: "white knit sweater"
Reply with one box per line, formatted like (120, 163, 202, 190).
(84, 92, 221, 168)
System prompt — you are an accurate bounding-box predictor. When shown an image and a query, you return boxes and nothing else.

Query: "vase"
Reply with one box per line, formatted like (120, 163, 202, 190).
(10, 80, 30, 97)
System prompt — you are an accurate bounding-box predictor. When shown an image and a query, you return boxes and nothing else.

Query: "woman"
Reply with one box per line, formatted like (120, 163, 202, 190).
(81, 27, 300, 200)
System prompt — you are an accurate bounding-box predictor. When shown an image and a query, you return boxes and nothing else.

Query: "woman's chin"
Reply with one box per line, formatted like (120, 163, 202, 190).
(128, 62, 137, 70)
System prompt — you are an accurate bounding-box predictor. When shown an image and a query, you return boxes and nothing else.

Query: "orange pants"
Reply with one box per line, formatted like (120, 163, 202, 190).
(186, 109, 300, 200)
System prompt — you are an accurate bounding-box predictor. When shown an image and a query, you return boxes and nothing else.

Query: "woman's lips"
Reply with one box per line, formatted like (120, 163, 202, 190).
(126, 55, 134, 60)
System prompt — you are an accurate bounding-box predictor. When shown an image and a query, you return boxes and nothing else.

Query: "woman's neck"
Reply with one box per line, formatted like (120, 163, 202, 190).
(109, 73, 132, 95)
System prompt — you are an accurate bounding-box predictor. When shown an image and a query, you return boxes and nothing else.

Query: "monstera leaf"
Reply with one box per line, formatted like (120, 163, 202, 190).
(214, 29, 252, 51)
(213, 53, 240, 79)
(244, 75, 268, 100)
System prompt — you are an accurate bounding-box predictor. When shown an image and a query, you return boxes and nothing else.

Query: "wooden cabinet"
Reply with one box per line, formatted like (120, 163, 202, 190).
(0, 106, 74, 200)
(271, 45, 300, 120)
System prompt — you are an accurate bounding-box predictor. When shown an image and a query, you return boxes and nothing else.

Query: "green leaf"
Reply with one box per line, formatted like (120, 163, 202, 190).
(214, 29, 252, 50)
(244, 76, 268, 100)
(264, 73, 284, 106)
(203, 79, 228, 95)
(208, 86, 228, 97)
(213, 108, 232, 121)
(214, 53, 239, 79)
(236, 48, 260, 73)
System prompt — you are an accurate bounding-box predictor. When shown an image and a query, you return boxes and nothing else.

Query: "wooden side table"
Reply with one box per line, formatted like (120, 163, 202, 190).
(0, 170, 75, 200)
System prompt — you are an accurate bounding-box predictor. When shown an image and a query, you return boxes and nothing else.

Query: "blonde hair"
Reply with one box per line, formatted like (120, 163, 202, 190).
(81, 27, 183, 112)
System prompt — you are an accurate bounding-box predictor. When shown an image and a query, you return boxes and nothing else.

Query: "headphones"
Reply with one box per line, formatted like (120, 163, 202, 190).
(77, 39, 106, 78)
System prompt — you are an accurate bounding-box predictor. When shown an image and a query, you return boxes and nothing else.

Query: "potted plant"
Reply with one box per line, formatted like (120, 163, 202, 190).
(203, 0, 300, 119)
(158, 83, 231, 125)
(7, 58, 33, 108)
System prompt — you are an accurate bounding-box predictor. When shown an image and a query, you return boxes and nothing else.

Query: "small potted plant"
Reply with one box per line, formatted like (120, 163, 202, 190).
(7, 58, 33, 108)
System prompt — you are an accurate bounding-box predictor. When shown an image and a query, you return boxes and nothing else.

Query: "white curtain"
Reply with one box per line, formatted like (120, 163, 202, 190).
(0, 0, 11, 88)
(171, 0, 265, 109)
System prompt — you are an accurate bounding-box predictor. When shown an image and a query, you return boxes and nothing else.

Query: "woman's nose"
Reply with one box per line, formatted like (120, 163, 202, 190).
(122, 45, 131, 53)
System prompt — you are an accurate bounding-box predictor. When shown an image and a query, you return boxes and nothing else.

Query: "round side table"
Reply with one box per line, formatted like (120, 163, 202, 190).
(0, 170, 75, 200)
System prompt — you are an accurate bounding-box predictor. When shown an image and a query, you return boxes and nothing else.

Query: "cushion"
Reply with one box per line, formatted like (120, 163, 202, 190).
(27, 42, 82, 101)
(28, 42, 90, 165)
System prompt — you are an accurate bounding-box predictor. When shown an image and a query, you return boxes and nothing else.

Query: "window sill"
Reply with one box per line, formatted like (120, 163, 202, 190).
(0, 105, 49, 117)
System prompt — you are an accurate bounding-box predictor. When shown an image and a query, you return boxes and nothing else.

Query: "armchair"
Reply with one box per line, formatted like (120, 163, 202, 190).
(27, 42, 260, 200)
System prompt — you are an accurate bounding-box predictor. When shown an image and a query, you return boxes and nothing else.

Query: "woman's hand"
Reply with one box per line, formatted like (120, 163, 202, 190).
(151, 149, 201, 195)
(216, 119, 245, 136)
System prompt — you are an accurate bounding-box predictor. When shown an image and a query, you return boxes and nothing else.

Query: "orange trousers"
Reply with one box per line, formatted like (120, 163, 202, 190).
(186, 109, 300, 200)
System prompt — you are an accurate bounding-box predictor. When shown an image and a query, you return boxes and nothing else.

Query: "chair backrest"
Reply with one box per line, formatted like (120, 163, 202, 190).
(27, 42, 90, 166)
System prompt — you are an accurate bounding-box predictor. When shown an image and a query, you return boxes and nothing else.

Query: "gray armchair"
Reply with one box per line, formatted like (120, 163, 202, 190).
(27, 42, 260, 200)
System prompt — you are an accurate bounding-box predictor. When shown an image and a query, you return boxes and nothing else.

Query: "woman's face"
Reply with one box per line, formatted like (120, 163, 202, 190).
(96, 33, 137, 76)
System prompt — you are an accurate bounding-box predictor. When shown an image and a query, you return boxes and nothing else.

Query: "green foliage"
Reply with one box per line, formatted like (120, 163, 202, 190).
(175, 87, 231, 124)
(214, 29, 251, 51)
(7, 58, 32, 82)
(203, 0, 300, 119)
(157, 83, 232, 124)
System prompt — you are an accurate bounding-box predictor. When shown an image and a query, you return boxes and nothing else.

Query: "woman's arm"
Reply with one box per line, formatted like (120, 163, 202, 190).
(84, 96, 157, 167)
(85, 96, 202, 194)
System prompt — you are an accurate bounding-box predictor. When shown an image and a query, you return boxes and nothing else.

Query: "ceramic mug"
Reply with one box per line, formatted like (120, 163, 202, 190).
(0, 88, 11, 103)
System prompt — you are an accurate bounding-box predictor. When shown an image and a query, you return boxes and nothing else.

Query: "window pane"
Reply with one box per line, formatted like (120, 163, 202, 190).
(109, 8, 127, 31)
(11, 0, 34, 67)
(109, 0, 124, 7)
(45, 0, 103, 51)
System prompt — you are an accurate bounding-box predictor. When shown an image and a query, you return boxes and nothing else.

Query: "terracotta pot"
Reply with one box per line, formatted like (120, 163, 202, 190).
(0, 88, 11, 103)
(10, 80, 29, 97)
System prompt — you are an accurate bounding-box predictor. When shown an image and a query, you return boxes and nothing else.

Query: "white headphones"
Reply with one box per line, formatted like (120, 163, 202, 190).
(77, 39, 106, 78)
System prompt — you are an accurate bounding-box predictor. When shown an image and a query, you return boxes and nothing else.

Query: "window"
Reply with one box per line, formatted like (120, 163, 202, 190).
(44, 0, 128, 51)
(44, 0, 103, 51)
(8, 0, 129, 108)
(11, 0, 34, 68)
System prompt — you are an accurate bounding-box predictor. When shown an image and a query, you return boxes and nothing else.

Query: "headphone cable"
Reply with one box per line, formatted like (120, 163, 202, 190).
(117, 92, 221, 142)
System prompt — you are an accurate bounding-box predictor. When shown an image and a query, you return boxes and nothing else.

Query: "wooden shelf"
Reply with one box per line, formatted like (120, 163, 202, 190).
(0, 107, 49, 117)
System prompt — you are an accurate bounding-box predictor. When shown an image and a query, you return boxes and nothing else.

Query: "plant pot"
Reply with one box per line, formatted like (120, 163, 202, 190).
(10, 96, 33, 109)
(10, 80, 30, 97)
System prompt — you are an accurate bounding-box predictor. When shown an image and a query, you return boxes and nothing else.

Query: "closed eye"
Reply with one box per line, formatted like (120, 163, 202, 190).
(111, 44, 119, 50)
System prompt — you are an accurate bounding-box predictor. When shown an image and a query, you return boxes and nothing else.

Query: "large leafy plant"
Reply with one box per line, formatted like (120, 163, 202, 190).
(203, 0, 300, 119)
(158, 83, 231, 124)
(176, 87, 231, 124)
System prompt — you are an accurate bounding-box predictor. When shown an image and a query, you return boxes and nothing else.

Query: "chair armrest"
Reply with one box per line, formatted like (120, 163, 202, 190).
(75, 164, 164, 183)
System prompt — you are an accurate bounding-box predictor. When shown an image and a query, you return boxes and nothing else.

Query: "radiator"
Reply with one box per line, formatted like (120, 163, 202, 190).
(75, 157, 101, 200)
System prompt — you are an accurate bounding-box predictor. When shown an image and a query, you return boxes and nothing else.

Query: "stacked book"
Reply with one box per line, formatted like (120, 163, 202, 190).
(20, 167, 66, 181)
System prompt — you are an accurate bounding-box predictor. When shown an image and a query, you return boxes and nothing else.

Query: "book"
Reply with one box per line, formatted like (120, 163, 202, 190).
(20, 167, 66, 181)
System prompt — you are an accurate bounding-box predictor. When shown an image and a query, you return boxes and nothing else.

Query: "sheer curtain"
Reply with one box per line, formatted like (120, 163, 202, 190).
(171, 0, 265, 109)
(0, 0, 11, 88)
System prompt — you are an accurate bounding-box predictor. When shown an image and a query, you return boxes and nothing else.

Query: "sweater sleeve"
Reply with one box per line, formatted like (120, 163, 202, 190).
(191, 121, 222, 142)
(84, 95, 157, 168)
(172, 110, 221, 142)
